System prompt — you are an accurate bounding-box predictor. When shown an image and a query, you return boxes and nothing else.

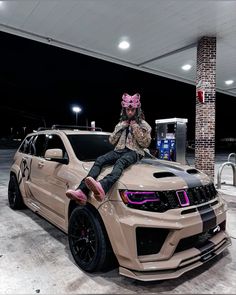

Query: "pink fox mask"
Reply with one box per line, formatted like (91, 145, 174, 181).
(121, 93, 141, 108)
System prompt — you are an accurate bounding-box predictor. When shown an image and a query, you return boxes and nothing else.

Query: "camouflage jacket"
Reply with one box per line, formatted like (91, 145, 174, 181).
(109, 120, 152, 156)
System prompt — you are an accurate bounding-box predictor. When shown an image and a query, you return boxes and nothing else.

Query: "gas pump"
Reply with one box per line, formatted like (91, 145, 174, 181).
(155, 118, 188, 165)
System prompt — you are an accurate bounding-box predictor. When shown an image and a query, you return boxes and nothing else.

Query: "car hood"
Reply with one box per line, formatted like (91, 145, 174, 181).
(82, 158, 211, 196)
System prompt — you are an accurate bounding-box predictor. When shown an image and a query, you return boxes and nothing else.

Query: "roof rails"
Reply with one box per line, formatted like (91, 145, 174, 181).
(51, 125, 102, 131)
(37, 127, 49, 131)
(37, 125, 103, 131)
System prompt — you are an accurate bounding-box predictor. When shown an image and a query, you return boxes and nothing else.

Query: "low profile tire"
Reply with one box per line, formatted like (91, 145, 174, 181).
(68, 206, 117, 272)
(8, 174, 26, 210)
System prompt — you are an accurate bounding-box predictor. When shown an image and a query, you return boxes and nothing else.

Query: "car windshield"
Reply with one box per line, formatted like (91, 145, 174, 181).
(67, 134, 114, 161)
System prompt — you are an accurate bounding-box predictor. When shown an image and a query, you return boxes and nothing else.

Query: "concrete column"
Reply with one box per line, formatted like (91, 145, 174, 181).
(195, 36, 216, 179)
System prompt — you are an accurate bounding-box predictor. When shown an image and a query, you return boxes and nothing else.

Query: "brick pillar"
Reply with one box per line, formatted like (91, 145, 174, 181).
(195, 36, 216, 180)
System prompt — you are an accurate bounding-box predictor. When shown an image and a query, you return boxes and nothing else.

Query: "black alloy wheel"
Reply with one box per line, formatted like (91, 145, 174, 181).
(68, 206, 116, 272)
(8, 174, 26, 210)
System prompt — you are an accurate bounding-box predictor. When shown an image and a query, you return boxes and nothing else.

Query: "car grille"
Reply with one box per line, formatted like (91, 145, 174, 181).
(127, 183, 217, 212)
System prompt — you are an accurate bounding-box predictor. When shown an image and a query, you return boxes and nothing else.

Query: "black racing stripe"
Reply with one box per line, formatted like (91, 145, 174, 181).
(198, 204, 217, 232)
(168, 170, 202, 188)
(141, 158, 184, 171)
(140, 158, 202, 188)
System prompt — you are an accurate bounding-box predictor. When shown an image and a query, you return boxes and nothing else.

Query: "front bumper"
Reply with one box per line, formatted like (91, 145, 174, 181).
(99, 197, 231, 281)
(119, 231, 230, 281)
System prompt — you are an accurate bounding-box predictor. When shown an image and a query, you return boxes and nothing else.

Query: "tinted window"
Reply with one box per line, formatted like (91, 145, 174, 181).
(19, 135, 35, 154)
(33, 134, 47, 157)
(68, 134, 113, 161)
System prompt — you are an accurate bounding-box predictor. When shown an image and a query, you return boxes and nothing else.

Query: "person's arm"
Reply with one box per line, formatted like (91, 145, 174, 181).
(109, 121, 129, 145)
(130, 120, 152, 148)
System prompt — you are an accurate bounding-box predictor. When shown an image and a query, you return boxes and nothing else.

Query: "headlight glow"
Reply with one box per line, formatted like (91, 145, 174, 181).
(119, 190, 160, 205)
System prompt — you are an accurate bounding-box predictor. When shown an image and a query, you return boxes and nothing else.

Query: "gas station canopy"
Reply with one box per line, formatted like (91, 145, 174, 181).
(1, 0, 236, 97)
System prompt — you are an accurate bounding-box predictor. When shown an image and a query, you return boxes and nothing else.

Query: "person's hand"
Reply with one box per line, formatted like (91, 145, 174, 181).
(129, 120, 138, 126)
(120, 120, 129, 128)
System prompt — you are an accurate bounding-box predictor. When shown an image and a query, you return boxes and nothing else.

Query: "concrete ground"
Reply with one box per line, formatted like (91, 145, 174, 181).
(0, 149, 235, 294)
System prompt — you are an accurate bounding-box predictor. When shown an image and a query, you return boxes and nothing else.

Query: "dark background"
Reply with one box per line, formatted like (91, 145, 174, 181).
(0, 31, 235, 143)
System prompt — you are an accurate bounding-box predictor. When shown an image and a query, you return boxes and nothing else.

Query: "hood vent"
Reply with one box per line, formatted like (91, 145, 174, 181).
(153, 172, 175, 178)
(187, 169, 199, 174)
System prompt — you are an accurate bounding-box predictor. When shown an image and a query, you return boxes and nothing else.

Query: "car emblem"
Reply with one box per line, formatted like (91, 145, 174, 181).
(213, 225, 220, 233)
(176, 190, 190, 207)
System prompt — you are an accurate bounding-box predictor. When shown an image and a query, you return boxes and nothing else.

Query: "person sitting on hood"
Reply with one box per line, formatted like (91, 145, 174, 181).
(66, 93, 152, 205)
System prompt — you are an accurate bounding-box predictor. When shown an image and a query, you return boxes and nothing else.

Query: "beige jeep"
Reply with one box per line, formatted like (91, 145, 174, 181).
(8, 125, 231, 281)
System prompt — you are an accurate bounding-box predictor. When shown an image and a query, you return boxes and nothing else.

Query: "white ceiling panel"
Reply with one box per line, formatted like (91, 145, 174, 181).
(143, 46, 197, 85)
(0, 1, 39, 27)
(1, 0, 236, 96)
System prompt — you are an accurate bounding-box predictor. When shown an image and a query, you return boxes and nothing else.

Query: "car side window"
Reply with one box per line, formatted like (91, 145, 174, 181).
(33, 134, 47, 157)
(45, 134, 68, 159)
(19, 136, 33, 154)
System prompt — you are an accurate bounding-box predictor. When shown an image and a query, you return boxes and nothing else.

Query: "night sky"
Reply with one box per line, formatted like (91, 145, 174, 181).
(0, 30, 235, 142)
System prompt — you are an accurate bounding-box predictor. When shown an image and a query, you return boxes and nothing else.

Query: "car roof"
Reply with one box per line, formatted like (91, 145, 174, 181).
(26, 125, 111, 137)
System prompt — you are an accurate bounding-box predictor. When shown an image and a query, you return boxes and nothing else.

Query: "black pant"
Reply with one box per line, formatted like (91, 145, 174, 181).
(79, 148, 139, 194)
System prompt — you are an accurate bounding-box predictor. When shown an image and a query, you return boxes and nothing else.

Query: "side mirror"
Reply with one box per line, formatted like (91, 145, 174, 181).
(44, 148, 68, 164)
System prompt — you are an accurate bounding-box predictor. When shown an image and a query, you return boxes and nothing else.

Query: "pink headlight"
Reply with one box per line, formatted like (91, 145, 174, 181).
(120, 191, 160, 205)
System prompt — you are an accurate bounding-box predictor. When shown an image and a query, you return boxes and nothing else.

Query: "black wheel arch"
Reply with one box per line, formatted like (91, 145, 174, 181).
(8, 172, 26, 210)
